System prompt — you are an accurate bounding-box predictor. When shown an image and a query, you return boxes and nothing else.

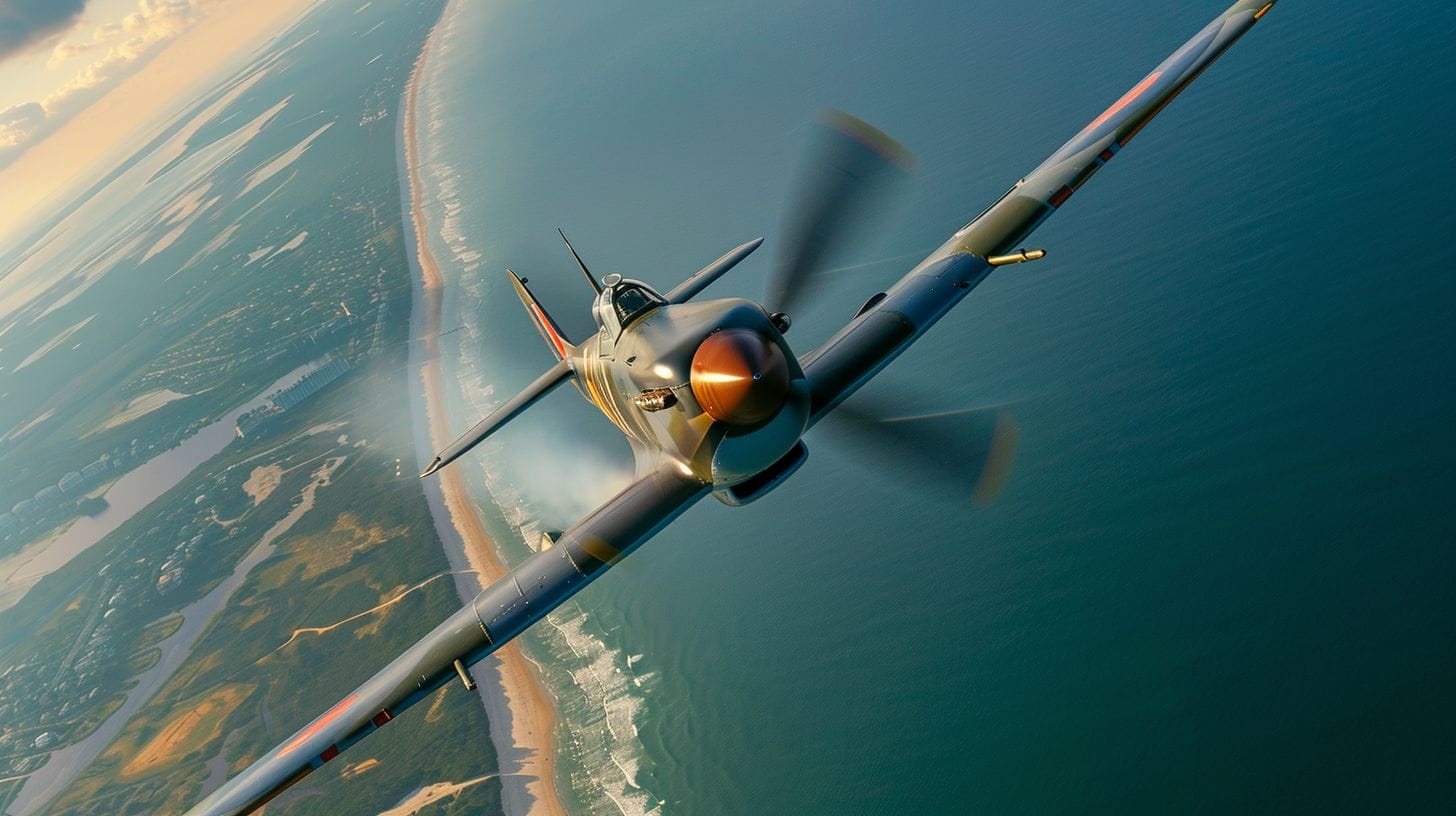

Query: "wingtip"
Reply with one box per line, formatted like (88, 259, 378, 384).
(1238, 0, 1276, 20)
(419, 458, 442, 478)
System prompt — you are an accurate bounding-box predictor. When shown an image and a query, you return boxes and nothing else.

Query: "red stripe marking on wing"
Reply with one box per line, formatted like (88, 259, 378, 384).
(1086, 70, 1163, 133)
(282, 695, 358, 755)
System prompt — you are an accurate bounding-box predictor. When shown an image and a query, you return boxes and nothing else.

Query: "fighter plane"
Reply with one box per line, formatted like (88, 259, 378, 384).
(186, 2, 1280, 813)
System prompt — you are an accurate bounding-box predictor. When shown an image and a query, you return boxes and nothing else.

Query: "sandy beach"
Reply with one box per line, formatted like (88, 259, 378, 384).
(401, 11, 567, 816)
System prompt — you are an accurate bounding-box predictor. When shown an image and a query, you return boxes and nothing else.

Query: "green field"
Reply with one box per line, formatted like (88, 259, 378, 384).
(0, 0, 509, 813)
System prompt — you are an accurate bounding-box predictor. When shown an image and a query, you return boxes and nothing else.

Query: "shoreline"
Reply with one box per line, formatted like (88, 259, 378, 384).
(399, 9, 567, 816)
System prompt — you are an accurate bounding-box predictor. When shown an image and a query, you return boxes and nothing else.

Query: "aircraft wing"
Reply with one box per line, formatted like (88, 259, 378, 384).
(183, 462, 708, 816)
(945, 0, 1279, 262)
(666, 237, 765, 303)
(802, 0, 1279, 420)
(419, 359, 573, 477)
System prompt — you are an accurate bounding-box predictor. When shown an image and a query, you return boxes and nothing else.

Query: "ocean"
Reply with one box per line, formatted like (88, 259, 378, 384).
(409, 0, 1456, 812)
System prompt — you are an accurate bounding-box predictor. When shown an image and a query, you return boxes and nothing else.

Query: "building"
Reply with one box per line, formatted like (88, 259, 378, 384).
(308, 315, 353, 345)
(34, 485, 63, 508)
(157, 568, 185, 595)
(0, 513, 18, 536)
(80, 455, 112, 482)
(236, 405, 282, 438)
(272, 356, 350, 411)
(58, 471, 86, 496)
(12, 499, 37, 519)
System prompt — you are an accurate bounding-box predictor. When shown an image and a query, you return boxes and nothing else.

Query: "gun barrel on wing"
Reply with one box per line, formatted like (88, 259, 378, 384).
(802, 0, 1278, 422)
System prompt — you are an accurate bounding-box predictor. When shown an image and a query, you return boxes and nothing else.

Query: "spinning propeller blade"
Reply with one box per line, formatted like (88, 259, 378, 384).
(764, 110, 912, 318)
(822, 401, 1021, 506)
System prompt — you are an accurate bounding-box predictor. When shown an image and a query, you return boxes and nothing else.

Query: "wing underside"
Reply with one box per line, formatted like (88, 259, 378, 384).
(184, 463, 707, 816)
(184, 3, 1279, 813)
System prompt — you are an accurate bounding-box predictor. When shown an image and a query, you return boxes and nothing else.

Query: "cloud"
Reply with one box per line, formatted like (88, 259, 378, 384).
(0, 0, 200, 167)
(46, 0, 196, 103)
(44, 3, 196, 113)
(48, 36, 100, 67)
(0, 0, 86, 62)
(0, 101, 44, 147)
(0, 101, 44, 168)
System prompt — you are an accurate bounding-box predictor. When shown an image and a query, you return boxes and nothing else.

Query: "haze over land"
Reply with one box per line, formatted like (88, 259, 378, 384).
(0, 1, 513, 814)
(1, 0, 1453, 814)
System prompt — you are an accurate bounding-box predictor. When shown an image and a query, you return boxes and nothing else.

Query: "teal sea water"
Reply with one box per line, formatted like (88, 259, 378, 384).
(411, 1, 1456, 812)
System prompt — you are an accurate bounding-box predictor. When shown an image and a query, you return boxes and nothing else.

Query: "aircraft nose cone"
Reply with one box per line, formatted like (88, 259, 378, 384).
(690, 329, 791, 426)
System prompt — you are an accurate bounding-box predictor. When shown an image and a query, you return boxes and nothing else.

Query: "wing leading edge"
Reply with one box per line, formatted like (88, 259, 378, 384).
(184, 463, 708, 816)
(418, 359, 574, 477)
(183, 3, 1278, 812)
(802, 0, 1278, 421)
(948, 0, 1279, 261)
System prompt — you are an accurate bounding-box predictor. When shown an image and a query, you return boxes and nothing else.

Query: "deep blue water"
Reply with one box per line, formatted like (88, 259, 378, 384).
(414, 1, 1456, 812)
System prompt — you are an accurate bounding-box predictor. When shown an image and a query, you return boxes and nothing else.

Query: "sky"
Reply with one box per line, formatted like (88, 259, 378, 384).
(0, 0, 208, 168)
(0, 0, 316, 245)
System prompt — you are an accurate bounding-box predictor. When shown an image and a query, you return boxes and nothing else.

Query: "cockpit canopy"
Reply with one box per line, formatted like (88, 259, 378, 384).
(594, 275, 665, 346)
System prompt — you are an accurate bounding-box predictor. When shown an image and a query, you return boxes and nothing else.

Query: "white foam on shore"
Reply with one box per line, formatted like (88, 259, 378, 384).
(447, 327, 659, 816)
(414, 57, 660, 809)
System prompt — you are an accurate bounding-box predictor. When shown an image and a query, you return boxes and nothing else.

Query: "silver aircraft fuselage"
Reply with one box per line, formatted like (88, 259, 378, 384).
(571, 291, 811, 496)
(184, 3, 1282, 813)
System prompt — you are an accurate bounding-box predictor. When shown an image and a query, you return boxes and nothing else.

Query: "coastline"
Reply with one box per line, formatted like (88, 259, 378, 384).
(399, 9, 567, 816)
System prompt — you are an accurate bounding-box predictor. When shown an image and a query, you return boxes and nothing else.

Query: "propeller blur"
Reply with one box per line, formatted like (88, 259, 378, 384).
(184, 3, 1281, 813)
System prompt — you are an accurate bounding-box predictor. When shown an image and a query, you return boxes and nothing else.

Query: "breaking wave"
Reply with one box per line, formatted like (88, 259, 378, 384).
(413, 5, 659, 813)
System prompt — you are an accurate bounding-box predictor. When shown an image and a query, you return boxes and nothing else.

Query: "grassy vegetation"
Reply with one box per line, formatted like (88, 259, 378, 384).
(67, 694, 127, 745)
(122, 648, 162, 678)
(0, 1, 516, 812)
(133, 614, 184, 653)
(38, 354, 504, 816)
(121, 683, 252, 780)
(0, 0, 432, 546)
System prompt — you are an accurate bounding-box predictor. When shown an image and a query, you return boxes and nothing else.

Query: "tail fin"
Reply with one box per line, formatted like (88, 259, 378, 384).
(507, 269, 574, 361)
